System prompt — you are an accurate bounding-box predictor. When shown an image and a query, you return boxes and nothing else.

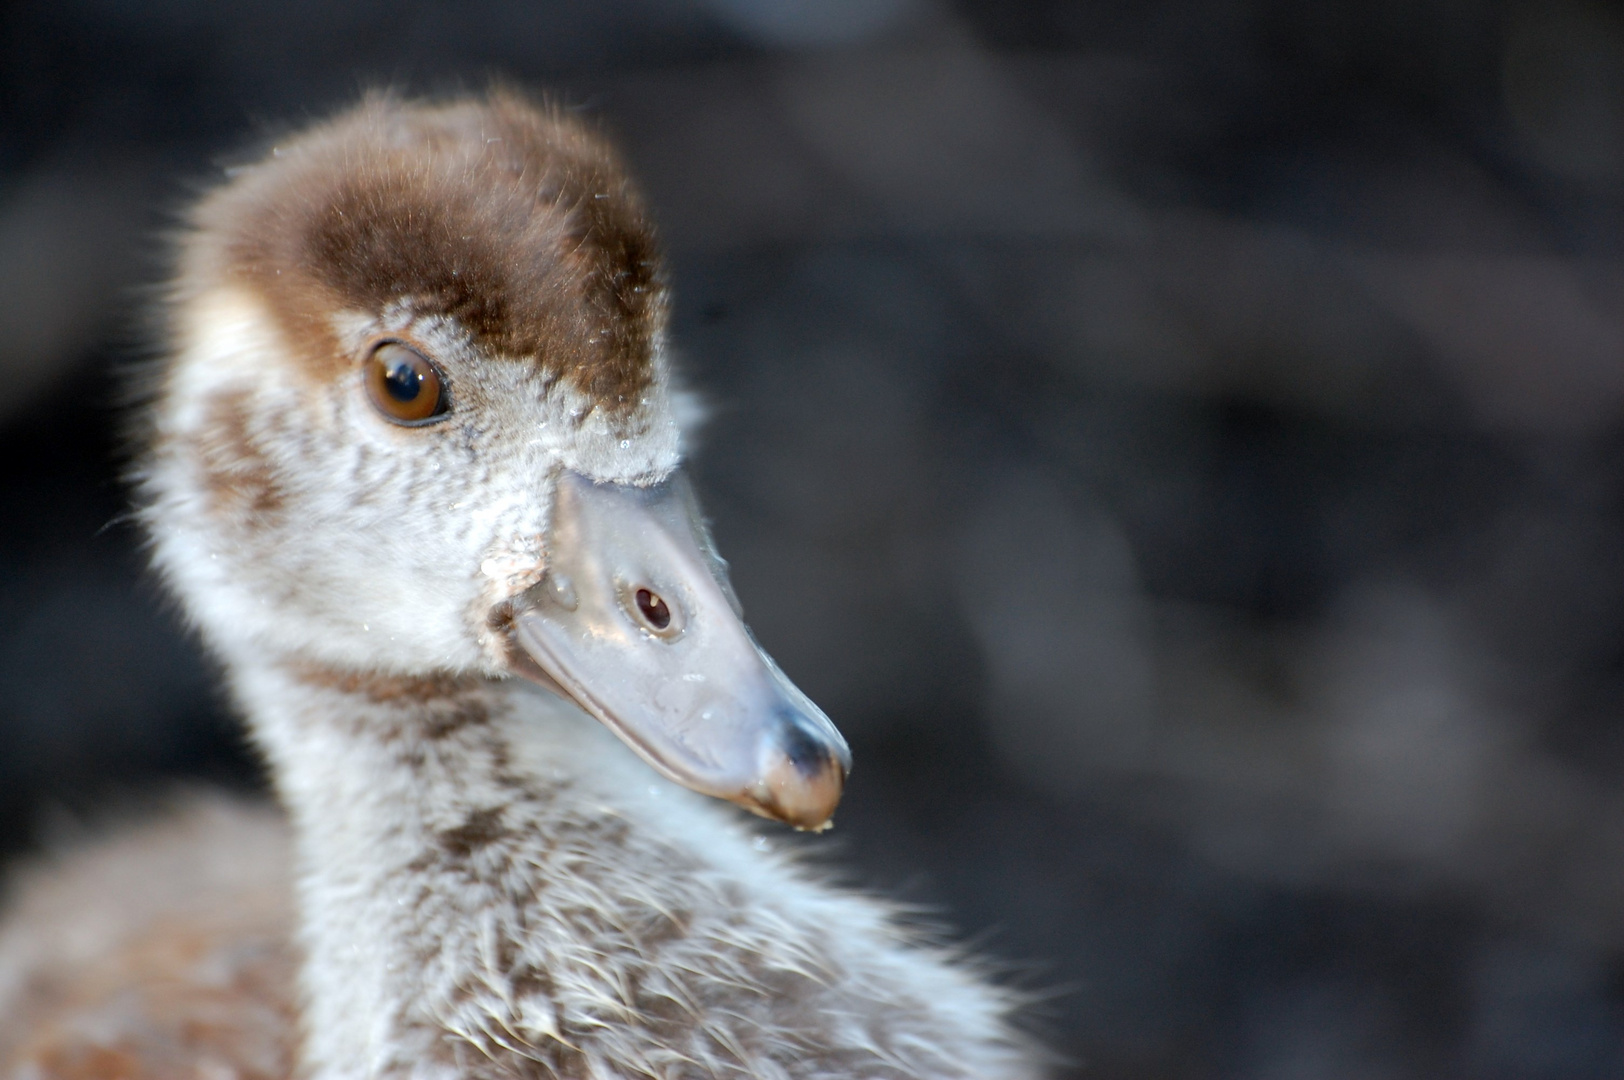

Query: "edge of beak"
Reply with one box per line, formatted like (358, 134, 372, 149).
(512, 616, 849, 830)
(743, 708, 849, 830)
(516, 613, 850, 825)
(503, 470, 851, 832)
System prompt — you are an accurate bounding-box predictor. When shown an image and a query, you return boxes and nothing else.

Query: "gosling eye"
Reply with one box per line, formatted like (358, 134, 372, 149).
(364, 341, 448, 425)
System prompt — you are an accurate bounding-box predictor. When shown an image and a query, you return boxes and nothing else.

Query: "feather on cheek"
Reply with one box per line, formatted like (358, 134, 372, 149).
(196, 387, 287, 528)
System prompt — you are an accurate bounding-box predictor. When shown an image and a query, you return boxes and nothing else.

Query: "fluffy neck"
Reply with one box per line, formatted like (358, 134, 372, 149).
(232, 658, 713, 1079)
(230, 655, 1036, 1080)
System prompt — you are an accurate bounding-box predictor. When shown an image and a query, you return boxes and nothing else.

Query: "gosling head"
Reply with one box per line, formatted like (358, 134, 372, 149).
(139, 91, 848, 829)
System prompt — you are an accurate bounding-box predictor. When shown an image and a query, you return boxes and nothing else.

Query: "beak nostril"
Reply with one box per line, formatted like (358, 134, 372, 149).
(610, 578, 683, 640)
(635, 588, 672, 631)
(516, 471, 845, 826)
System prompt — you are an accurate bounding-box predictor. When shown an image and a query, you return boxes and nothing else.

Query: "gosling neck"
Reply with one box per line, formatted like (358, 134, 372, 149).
(230, 658, 575, 1078)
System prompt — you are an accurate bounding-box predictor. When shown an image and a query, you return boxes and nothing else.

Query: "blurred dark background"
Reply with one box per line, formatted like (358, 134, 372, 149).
(4, 0, 1624, 1076)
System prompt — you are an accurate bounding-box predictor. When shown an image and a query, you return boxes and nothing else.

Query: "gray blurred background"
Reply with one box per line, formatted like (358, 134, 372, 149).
(3, 0, 1624, 1076)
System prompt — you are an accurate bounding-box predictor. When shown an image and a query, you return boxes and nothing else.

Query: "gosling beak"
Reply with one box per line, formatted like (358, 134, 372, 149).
(509, 470, 850, 830)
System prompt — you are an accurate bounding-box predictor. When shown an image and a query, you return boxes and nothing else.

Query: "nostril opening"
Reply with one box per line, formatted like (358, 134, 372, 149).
(635, 587, 671, 631)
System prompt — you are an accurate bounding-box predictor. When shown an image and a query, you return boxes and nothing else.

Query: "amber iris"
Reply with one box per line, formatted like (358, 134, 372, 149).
(364, 342, 447, 424)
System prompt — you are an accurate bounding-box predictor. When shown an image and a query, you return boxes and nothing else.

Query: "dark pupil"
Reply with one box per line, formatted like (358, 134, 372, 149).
(636, 588, 671, 630)
(384, 360, 421, 402)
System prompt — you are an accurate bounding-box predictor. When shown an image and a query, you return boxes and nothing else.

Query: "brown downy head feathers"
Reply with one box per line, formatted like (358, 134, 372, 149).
(182, 90, 666, 413)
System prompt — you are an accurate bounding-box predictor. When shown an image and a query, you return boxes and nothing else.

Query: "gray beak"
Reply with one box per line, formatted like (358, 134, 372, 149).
(510, 470, 850, 830)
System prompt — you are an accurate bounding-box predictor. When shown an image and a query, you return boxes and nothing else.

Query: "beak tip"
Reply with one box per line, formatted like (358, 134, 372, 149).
(742, 718, 849, 831)
(743, 760, 847, 831)
(510, 469, 854, 832)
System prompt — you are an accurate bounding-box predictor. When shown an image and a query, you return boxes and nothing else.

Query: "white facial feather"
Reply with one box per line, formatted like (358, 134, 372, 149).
(146, 285, 683, 677)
